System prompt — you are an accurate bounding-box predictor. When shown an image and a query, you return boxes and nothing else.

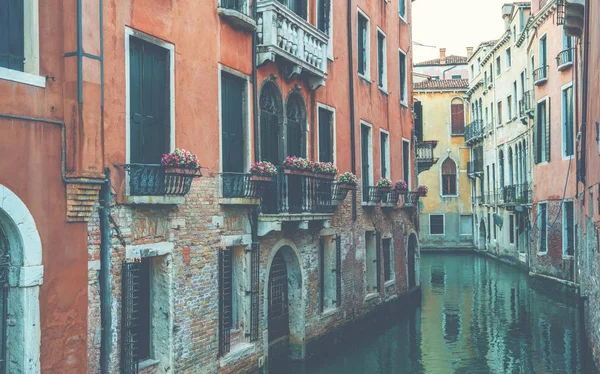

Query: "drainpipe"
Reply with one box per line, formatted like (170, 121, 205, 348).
(347, 0, 357, 222)
(442, 64, 458, 80)
(99, 167, 112, 374)
(579, 0, 590, 187)
(252, 1, 259, 161)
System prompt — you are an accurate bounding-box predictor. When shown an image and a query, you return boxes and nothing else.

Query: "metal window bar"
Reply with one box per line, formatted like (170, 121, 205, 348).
(364, 186, 383, 204)
(120, 164, 200, 196)
(221, 173, 268, 199)
(402, 192, 420, 208)
(249, 243, 260, 342)
(218, 247, 233, 356)
(121, 261, 141, 374)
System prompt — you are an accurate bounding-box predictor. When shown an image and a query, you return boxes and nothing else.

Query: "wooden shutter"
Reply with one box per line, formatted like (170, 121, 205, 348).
(378, 33, 384, 87)
(335, 235, 342, 307)
(319, 237, 325, 313)
(451, 104, 465, 134)
(545, 98, 551, 162)
(221, 73, 245, 172)
(250, 243, 260, 342)
(534, 104, 540, 164)
(361, 126, 370, 201)
(121, 261, 141, 374)
(357, 16, 365, 74)
(413, 102, 423, 141)
(318, 109, 332, 163)
(380, 133, 387, 179)
(375, 232, 381, 292)
(218, 247, 232, 356)
(0, 0, 24, 71)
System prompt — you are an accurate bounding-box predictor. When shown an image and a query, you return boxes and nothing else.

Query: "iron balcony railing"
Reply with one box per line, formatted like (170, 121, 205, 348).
(533, 66, 549, 85)
(381, 190, 401, 206)
(502, 183, 533, 205)
(519, 91, 533, 117)
(465, 120, 483, 144)
(221, 173, 272, 199)
(260, 167, 336, 214)
(219, 0, 251, 16)
(121, 164, 200, 196)
(557, 48, 574, 69)
(467, 159, 484, 175)
(416, 141, 438, 164)
(403, 192, 420, 208)
(363, 186, 383, 204)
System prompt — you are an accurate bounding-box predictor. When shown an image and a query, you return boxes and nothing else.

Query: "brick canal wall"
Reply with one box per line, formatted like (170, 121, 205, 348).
(86, 176, 420, 373)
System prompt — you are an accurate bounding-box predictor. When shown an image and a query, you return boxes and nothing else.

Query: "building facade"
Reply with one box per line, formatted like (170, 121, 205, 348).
(413, 48, 471, 80)
(414, 79, 473, 249)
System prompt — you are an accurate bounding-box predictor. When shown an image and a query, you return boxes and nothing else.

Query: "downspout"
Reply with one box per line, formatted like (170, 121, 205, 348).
(252, 1, 259, 161)
(442, 64, 458, 80)
(579, 0, 590, 187)
(573, 39, 579, 287)
(99, 168, 112, 374)
(347, 0, 357, 222)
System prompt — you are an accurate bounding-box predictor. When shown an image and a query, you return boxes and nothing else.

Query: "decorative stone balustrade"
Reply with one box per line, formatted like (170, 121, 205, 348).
(256, 0, 328, 89)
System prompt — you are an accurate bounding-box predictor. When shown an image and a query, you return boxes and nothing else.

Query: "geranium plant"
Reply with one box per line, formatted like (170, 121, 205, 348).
(417, 185, 428, 195)
(249, 161, 277, 176)
(376, 178, 393, 189)
(283, 156, 313, 171)
(312, 161, 338, 175)
(161, 148, 200, 169)
(394, 180, 408, 191)
(338, 172, 358, 186)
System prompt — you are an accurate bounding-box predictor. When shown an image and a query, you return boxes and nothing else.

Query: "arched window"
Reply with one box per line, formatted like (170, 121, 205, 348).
(286, 93, 307, 158)
(508, 147, 514, 186)
(499, 150, 505, 189)
(259, 82, 283, 163)
(442, 158, 457, 195)
(451, 98, 465, 135)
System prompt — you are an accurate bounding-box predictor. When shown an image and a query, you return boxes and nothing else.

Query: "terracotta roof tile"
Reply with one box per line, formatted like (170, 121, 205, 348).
(414, 55, 468, 66)
(413, 79, 469, 90)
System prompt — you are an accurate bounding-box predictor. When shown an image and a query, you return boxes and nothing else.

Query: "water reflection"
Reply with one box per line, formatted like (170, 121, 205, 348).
(273, 254, 597, 374)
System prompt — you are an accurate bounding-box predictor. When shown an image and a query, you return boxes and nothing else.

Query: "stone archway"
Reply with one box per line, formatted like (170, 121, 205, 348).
(407, 233, 419, 289)
(264, 243, 305, 360)
(0, 184, 43, 374)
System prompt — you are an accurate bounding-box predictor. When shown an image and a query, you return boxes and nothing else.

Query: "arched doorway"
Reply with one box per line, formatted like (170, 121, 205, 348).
(259, 82, 284, 163)
(479, 219, 487, 249)
(266, 245, 305, 360)
(407, 234, 418, 289)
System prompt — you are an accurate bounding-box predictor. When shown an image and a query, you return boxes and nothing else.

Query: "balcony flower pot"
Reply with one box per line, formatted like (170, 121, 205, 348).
(249, 161, 276, 182)
(394, 180, 408, 194)
(314, 173, 336, 180)
(375, 178, 392, 195)
(284, 168, 314, 177)
(416, 185, 428, 197)
(377, 187, 391, 194)
(165, 166, 200, 176)
(162, 149, 202, 176)
(338, 182, 356, 190)
(250, 175, 273, 182)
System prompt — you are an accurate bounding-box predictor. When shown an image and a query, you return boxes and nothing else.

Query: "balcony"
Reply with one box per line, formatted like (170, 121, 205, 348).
(539, 0, 550, 9)
(501, 183, 533, 207)
(533, 66, 548, 86)
(218, 0, 256, 31)
(220, 173, 273, 205)
(416, 140, 439, 175)
(402, 192, 420, 209)
(120, 164, 201, 204)
(519, 91, 533, 118)
(465, 120, 483, 144)
(564, 0, 585, 38)
(467, 159, 484, 177)
(363, 187, 419, 208)
(256, 0, 329, 89)
(556, 48, 574, 71)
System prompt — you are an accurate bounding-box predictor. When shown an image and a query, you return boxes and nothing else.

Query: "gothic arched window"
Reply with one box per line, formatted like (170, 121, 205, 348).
(442, 158, 457, 196)
(286, 93, 307, 158)
(259, 83, 283, 163)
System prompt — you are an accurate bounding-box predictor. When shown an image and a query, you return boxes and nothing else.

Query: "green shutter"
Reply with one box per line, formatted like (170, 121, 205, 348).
(318, 109, 332, 162)
(221, 73, 245, 172)
(0, 0, 24, 71)
(545, 97, 551, 162)
(361, 126, 370, 201)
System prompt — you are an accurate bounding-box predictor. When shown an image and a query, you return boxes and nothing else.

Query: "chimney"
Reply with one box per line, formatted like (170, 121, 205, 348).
(439, 48, 446, 65)
(467, 47, 474, 58)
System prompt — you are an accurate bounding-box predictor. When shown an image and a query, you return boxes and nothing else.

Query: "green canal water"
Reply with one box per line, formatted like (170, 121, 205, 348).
(272, 253, 598, 374)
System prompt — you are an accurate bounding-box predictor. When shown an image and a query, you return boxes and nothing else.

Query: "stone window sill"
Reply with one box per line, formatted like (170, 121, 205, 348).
(219, 343, 255, 367)
(364, 292, 379, 302)
(126, 196, 185, 205)
(138, 359, 160, 371)
(0, 67, 46, 88)
(218, 7, 257, 31)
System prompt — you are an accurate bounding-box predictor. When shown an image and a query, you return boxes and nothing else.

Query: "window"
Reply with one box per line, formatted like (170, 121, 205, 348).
(432, 75, 440, 80)
(506, 48, 512, 68)
(484, 71, 488, 86)
(402, 140, 410, 185)
(477, 57, 481, 73)
(451, 98, 465, 135)
(361, 124, 373, 201)
(535, 98, 551, 163)
(357, 11, 369, 77)
(539, 203, 548, 253)
(485, 107, 489, 125)
(509, 215, 515, 244)
(487, 213, 491, 241)
(507, 95, 513, 120)
(365, 231, 380, 293)
(129, 36, 171, 165)
(430, 215, 445, 235)
(519, 9, 525, 32)
(383, 238, 393, 282)
(470, 65, 474, 77)
(497, 101, 503, 125)
(318, 106, 334, 162)
(496, 56, 502, 76)
(460, 215, 473, 236)
(563, 201, 574, 256)
(539, 35, 547, 68)
(513, 81, 518, 117)
(490, 65, 494, 83)
(121, 258, 152, 365)
(399, 0, 406, 19)
(286, 93, 307, 158)
(317, 0, 333, 59)
(562, 29, 573, 52)
(259, 83, 283, 163)
(399, 49, 407, 105)
(563, 85, 574, 157)
(377, 30, 387, 89)
(513, 25, 517, 40)
(451, 74, 462, 80)
(320, 236, 341, 311)
(491, 105, 494, 126)
(282, 0, 307, 18)
(380, 132, 390, 179)
(221, 72, 247, 173)
(442, 158, 457, 196)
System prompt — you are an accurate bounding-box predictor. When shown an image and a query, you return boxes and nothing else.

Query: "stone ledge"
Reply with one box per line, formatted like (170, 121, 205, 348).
(219, 343, 256, 367)
(125, 196, 184, 205)
(218, 8, 257, 31)
(258, 213, 333, 222)
(219, 197, 261, 206)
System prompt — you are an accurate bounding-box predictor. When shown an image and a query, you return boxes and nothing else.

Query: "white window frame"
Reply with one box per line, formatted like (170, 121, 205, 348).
(429, 214, 445, 235)
(497, 100, 503, 125)
(357, 8, 371, 81)
(0, 0, 44, 87)
(562, 200, 575, 258)
(505, 47, 512, 69)
(316, 0, 334, 60)
(536, 96, 549, 163)
(398, 0, 407, 23)
(316, 102, 337, 165)
(376, 28, 387, 92)
(561, 82, 574, 159)
(218, 66, 253, 173)
(360, 121, 374, 187)
(538, 202, 548, 254)
(399, 48, 408, 107)
(496, 56, 502, 77)
(379, 129, 390, 179)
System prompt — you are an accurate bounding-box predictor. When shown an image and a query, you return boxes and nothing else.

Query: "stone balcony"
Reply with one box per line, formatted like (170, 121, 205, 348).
(256, 0, 329, 89)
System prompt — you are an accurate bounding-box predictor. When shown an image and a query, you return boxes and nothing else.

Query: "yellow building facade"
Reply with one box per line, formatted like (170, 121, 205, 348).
(414, 79, 473, 249)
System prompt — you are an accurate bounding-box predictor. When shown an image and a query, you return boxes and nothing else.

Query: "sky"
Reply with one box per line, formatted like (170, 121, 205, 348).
(411, 0, 520, 63)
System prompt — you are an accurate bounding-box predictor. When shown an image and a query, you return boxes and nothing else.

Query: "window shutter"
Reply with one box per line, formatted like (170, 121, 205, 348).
(357, 18, 364, 74)
(318, 109, 332, 163)
(121, 261, 141, 374)
(0, 0, 24, 71)
(361, 126, 370, 201)
(129, 39, 144, 164)
(335, 235, 342, 307)
(221, 73, 245, 172)
(319, 238, 325, 313)
(375, 232, 381, 292)
(534, 108, 539, 164)
(218, 247, 232, 356)
(545, 98, 551, 162)
(451, 104, 465, 134)
(250, 243, 260, 342)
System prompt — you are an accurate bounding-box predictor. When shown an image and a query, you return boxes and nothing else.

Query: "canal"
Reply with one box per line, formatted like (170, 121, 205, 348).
(273, 253, 598, 374)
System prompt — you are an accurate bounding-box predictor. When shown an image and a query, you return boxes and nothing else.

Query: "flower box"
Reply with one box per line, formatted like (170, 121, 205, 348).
(338, 182, 356, 190)
(165, 165, 200, 176)
(284, 168, 314, 177)
(377, 187, 391, 194)
(250, 175, 273, 182)
(314, 173, 336, 180)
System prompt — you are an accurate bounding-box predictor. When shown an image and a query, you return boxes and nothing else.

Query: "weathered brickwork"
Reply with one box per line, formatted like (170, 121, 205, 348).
(66, 182, 102, 222)
(87, 175, 420, 373)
